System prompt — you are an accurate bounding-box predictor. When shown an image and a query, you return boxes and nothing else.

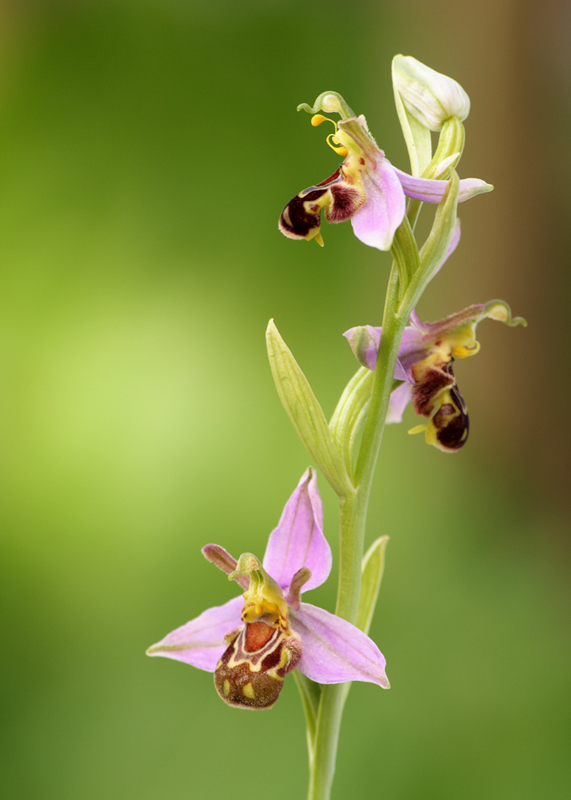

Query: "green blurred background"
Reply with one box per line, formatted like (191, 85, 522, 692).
(1, 1, 569, 798)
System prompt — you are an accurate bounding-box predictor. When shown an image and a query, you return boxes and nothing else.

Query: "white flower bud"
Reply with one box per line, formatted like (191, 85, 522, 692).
(392, 55, 470, 132)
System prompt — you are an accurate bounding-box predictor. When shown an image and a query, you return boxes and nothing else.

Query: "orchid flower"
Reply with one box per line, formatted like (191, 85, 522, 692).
(278, 91, 492, 251)
(345, 301, 526, 452)
(147, 468, 389, 709)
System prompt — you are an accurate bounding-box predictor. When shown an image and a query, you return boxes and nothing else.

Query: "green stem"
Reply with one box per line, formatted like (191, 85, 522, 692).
(300, 134, 460, 800)
(306, 258, 410, 800)
(354, 263, 406, 493)
(305, 238, 451, 798)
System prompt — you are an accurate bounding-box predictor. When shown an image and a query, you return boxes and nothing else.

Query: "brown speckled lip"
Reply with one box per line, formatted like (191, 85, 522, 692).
(214, 623, 302, 710)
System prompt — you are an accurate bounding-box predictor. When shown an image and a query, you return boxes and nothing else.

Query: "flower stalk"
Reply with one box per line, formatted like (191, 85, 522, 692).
(307, 257, 408, 800)
(306, 160, 464, 800)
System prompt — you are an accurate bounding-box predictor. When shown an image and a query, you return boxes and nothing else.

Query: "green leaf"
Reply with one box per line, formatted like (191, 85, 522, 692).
(399, 168, 460, 320)
(391, 214, 420, 288)
(419, 168, 459, 276)
(266, 320, 354, 497)
(329, 367, 374, 480)
(341, 536, 389, 704)
(330, 369, 404, 481)
(357, 536, 389, 635)
(293, 671, 321, 755)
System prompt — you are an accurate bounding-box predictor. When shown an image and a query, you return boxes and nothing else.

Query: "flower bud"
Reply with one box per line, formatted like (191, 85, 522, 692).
(392, 55, 470, 132)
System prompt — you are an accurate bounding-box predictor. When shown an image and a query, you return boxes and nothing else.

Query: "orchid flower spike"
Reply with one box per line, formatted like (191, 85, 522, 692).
(345, 301, 526, 452)
(278, 91, 492, 251)
(147, 468, 389, 709)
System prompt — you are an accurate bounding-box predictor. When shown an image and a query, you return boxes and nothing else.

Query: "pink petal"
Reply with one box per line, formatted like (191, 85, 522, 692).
(433, 219, 461, 277)
(343, 325, 381, 371)
(392, 165, 492, 204)
(386, 382, 413, 424)
(396, 321, 430, 378)
(146, 595, 244, 672)
(291, 603, 389, 688)
(343, 325, 407, 381)
(457, 178, 493, 202)
(351, 159, 406, 251)
(263, 468, 331, 593)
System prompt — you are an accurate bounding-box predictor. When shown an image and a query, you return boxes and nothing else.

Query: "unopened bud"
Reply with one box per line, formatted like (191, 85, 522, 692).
(392, 55, 470, 131)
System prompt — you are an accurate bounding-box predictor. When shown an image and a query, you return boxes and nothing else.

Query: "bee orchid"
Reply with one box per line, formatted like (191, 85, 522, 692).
(147, 468, 389, 709)
(279, 92, 492, 250)
(344, 301, 526, 452)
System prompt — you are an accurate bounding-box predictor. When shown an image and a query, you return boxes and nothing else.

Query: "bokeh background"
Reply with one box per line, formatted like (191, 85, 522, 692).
(1, 1, 570, 798)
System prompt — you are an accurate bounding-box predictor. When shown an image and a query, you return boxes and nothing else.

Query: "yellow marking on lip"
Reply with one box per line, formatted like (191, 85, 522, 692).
(242, 682, 255, 699)
(223, 680, 230, 697)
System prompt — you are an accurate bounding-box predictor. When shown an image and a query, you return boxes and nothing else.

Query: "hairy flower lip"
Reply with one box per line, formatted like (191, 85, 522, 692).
(147, 468, 389, 704)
